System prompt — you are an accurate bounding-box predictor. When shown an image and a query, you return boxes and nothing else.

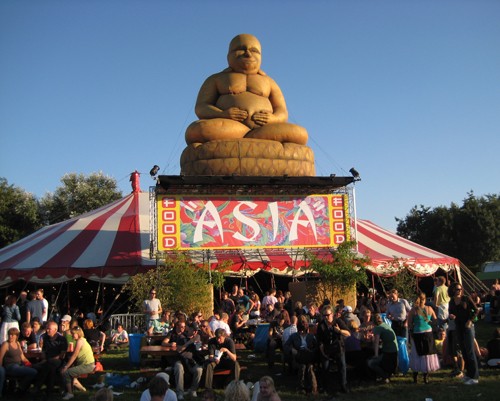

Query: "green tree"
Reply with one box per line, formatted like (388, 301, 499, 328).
(124, 254, 228, 320)
(396, 192, 500, 271)
(308, 241, 369, 305)
(379, 267, 418, 301)
(0, 177, 41, 247)
(453, 192, 500, 269)
(40, 172, 123, 224)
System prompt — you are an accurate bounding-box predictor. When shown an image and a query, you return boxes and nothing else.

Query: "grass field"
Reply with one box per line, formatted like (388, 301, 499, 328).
(4, 320, 499, 401)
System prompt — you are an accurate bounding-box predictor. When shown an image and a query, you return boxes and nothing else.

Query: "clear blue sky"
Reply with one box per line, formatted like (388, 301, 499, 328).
(1, 0, 499, 232)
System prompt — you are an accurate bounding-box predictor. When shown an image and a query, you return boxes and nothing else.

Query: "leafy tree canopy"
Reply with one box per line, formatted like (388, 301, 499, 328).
(396, 191, 499, 270)
(308, 241, 369, 304)
(124, 254, 228, 319)
(0, 177, 41, 248)
(40, 172, 123, 224)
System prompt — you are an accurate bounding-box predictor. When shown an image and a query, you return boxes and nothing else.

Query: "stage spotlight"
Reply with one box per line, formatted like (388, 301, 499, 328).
(349, 167, 361, 181)
(150, 165, 160, 179)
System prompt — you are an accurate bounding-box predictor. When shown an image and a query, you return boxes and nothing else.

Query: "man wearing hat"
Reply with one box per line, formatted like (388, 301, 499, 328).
(341, 306, 361, 328)
(139, 372, 177, 401)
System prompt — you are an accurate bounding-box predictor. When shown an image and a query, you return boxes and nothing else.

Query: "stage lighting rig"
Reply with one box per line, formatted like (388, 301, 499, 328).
(349, 167, 361, 181)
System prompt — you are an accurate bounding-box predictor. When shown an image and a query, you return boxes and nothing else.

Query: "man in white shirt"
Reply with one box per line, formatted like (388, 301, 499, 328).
(218, 313, 232, 336)
(38, 289, 49, 323)
(262, 289, 278, 310)
(386, 289, 411, 338)
(208, 311, 221, 333)
(144, 287, 162, 331)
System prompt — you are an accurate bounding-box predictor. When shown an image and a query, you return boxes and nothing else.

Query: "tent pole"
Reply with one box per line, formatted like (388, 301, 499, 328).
(352, 184, 359, 253)
(66, 281, 71, 315)
(95, 280, 102, 313)
(50, 283, 64, 319)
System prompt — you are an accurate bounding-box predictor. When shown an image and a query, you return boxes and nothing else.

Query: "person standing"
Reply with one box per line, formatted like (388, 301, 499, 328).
(386, 289, 411, 338)
(316, 305, 350, 394)
(221, 291, 236, 316)
(26, 291, 44, 324)
(37, 289, 49, 323)
(408, 293, 440, 383)
(144, 287, 162, 333)
(449, 283, 480, 385)
(17, 291, 28, 326)
(237, 288, 254, 315)
(1, 295, 21, 343)
(434, 277, 451, 330)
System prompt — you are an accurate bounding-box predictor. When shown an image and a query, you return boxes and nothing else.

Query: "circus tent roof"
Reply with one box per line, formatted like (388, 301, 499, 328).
(0, 192, 460, 284)
(355, 219, 460, 277)
(0, 191, 155, 285)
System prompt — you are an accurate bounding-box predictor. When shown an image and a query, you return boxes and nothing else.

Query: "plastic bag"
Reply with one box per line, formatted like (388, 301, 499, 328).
(105, 373, 131, 388)
(94, 361, 104, 371)
(397, 336, 409, 374)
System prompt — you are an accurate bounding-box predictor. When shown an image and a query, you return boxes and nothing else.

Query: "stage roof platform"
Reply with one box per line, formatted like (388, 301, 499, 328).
(157, 175, 355, 195)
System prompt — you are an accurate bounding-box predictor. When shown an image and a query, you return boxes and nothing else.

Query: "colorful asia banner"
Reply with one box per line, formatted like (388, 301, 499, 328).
(157, 194, 350, 251)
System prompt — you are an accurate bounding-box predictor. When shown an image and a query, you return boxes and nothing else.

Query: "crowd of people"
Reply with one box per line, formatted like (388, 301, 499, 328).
(136, 281, 499, 398)
(1, 278, 499, 400)
(0, 289, 104, 400)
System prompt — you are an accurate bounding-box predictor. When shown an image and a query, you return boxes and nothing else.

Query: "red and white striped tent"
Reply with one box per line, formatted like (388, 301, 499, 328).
(0, 191, 155, 285)
(0, 192, 460, 285)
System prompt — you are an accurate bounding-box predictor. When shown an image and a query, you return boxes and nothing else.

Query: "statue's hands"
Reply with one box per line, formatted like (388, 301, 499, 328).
(251, 110, 273, 126)
(223, 107, 248, 122)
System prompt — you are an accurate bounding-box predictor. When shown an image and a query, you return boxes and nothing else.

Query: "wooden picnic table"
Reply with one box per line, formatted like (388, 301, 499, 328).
(140, 345, 179, 357)
(24, 348, 43, 362)
(144, 334, 168, 346)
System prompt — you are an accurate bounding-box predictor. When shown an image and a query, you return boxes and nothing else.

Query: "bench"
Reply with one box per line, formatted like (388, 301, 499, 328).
(213, 365, 247, 377)
(139, 367, 163, 377)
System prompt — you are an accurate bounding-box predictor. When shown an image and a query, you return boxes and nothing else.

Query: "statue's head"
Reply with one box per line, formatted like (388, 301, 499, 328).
(227, 34, 262, 74)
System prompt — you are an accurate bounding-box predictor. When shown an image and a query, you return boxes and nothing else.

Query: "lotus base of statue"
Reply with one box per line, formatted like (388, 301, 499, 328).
(180, 139, 315, 177)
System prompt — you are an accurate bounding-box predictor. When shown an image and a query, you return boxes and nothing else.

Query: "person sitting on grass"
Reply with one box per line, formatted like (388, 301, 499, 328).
(253, 375, 282, 401)
(224, 379, 250, 401)
(486, 327, 500, 368)
(139, 372, 177, 401)
(92, 387, 114, 401)
(148, 375, 169, 401)
(107, 323, 129, 349)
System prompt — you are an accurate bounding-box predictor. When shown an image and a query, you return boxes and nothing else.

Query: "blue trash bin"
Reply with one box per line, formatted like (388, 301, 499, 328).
(484, 302, 491, 322)
(129, 333, 145, 367)
(254, 323, 269, 353)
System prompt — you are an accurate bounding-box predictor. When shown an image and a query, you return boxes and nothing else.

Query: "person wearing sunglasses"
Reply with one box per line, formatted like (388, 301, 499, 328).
(144, 287, 162, 333)
(316, 305, 350, 394)
(449, 282, 480, 385)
